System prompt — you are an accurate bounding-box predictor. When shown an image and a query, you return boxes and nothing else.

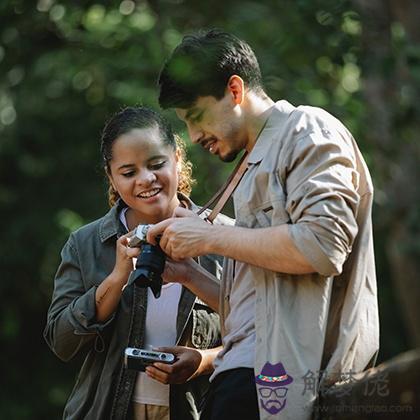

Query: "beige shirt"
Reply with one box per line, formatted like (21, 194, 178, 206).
(211, 258, 256, 379)
(218, 101, 379, 420)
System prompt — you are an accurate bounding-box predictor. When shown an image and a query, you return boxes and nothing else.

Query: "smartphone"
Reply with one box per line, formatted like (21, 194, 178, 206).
(124, 347, 176, 371)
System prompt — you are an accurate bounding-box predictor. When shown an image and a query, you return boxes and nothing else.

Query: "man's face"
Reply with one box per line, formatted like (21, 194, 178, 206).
(175, 93, 247, 162)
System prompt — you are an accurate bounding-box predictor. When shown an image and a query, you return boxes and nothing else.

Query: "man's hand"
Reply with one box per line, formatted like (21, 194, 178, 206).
(147, 207, 214, 260)
(145, 346, 203, 384)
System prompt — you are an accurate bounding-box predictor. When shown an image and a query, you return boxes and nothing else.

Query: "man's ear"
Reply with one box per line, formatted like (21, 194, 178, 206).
(227, 75, 245, 105)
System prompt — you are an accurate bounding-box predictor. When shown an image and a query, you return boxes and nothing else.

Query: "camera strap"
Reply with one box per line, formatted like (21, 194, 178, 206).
(196, 151, 249, 223)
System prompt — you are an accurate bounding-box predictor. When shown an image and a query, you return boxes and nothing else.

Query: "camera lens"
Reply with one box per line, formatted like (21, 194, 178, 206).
(132, 349, 140, 355)
(160, 354, 167, 360)
(129, 243, 166, 298)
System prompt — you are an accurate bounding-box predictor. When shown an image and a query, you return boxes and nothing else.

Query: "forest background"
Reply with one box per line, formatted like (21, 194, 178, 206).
(1, 0, 419, 418)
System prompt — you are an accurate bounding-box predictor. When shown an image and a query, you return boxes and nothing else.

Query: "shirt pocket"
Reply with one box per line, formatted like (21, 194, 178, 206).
(236, 168, 290, 228)
(237, 198, 290, 229)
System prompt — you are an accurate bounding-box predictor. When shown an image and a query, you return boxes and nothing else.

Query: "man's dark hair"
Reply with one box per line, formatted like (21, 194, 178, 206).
(158, 29, 263, 109)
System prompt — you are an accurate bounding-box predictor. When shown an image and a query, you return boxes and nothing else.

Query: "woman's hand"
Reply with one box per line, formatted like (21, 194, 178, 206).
(145, 346, 221, 384)
(145, 346, 203, 384)
(95, 233, 141, 322)
(112, 233, 141, 282)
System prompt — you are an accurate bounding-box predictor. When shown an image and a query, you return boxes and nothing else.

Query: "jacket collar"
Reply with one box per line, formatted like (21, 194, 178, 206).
(99, 199, 127, 243)
(247, 100, 296, 164)
(98, 193, 197, 244)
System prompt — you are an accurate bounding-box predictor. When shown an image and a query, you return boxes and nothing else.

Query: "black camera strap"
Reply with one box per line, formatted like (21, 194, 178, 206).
(196, 151, 249, 223)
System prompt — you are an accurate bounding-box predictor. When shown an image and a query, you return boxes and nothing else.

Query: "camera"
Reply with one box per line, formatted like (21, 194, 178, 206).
(124, 347, 176, 371)
(127, 224, 165, 298)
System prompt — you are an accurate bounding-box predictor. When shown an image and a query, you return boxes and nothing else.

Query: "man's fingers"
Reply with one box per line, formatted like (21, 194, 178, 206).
(158, 232, 169, 253)
(147, 219, 174, 244)
(173, 207, 197, 218)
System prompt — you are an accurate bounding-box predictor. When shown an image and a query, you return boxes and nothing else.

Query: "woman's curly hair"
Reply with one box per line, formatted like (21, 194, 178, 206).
(174, 133, 195, 197)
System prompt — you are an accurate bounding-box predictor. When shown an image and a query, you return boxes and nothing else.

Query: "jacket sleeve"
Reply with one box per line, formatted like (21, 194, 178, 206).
(285, 130, 360, 277)
(43, 233, 114, 361)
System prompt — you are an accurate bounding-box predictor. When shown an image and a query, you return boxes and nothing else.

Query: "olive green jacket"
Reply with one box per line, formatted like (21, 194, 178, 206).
(44, 199, 227, 419)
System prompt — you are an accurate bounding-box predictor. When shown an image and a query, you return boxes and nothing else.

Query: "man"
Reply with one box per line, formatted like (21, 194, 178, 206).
(147, 29, 379, 420)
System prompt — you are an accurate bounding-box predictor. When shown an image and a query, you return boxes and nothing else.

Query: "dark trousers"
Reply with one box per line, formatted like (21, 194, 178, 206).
(200, 368, 259, 420)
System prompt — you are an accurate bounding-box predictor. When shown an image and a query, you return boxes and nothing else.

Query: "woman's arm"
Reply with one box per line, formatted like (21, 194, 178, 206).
(95, 234, 136, 321)
(44, 233, 136, 361)
(44, 235, 99, 361)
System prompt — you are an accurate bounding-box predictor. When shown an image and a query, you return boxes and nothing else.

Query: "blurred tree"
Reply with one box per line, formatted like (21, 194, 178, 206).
(0, 0, 418, 418)
(352, 0, 420, 347)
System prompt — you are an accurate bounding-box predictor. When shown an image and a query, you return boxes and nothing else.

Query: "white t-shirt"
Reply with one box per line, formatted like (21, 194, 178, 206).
(132, 282, 182, 406)
(120, 209, 182, 406)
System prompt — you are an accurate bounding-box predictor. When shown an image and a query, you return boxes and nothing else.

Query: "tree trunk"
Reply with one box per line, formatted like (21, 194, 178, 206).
(318, 348, 420, 419)
(352, 0, 420, 347)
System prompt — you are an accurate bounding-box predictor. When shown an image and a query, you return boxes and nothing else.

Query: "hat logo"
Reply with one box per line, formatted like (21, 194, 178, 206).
(255, 362, 293, 414)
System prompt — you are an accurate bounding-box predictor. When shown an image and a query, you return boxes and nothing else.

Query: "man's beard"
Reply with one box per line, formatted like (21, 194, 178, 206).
(219, 148, 240, 162)
(218, 121, 244, 163)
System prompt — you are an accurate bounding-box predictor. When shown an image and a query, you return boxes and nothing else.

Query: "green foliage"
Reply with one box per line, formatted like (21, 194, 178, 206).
(0, 0, 415, 417)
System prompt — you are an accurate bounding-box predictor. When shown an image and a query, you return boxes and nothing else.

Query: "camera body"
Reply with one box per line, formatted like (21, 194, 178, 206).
(124, 347, 176, 371)
(128, 224, 152, 248)
(128, 224, 166, 298)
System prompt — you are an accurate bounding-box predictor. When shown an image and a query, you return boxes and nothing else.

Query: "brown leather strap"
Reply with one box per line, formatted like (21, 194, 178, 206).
(196, 151, 249, 223)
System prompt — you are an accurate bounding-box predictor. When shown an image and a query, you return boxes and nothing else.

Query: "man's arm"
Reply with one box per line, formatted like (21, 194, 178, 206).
(163, 257, 220, 311)
(150, 123, 361, 278)
(205, 223, 315, 274)
(148, 210, 315, 275)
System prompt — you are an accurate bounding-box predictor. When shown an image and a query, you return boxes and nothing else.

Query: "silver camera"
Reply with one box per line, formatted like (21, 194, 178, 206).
(124, 347, 176, 371)
(128, 224, 152, 247)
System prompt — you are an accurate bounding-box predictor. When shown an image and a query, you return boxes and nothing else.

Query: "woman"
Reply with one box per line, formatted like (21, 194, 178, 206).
(44, 106, 225, 420)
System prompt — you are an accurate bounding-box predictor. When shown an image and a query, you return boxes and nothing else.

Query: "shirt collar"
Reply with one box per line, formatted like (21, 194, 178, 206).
(247, 100, 296, 164)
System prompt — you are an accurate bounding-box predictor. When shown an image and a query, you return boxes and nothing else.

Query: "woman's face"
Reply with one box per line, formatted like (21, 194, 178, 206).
(107, 125, 180, 224)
